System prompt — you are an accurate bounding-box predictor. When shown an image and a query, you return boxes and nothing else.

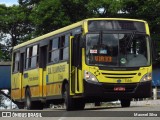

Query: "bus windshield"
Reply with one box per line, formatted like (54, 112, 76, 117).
(86, 33, 151, 67)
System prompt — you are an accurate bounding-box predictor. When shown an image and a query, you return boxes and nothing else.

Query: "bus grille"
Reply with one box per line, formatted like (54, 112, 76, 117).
(102, 72, 137, 79)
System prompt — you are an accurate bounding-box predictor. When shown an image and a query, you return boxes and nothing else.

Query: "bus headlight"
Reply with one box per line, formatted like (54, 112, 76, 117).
(84, 71, 99, 83)
(140, 73, 152, 82)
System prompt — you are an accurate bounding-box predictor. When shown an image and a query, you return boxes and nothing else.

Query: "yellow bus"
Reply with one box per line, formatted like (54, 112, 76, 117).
(11, 18, 152, 110)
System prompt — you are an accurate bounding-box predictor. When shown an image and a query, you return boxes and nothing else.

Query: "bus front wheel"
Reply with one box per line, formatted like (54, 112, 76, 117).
(74, 98, 85, 110)
(63, 84, 75, 111)
(120, 99, 131, 107)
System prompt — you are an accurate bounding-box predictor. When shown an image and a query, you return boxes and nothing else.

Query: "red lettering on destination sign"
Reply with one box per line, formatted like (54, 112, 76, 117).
(94, 56, 112, 62)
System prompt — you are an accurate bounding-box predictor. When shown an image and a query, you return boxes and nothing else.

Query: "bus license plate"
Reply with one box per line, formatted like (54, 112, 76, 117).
(114, 87, 125, 91)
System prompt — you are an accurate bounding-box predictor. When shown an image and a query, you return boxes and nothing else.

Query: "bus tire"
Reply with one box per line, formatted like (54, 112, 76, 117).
(25, 88, 32, 110)
(74, 99, 85, 110)
(25, 88, 43, 110)
(63, 84, 75, 111)
(120, 99, 131, 107)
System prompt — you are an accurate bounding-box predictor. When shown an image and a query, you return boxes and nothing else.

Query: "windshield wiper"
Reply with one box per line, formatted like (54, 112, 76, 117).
(126, 32, 135, 49)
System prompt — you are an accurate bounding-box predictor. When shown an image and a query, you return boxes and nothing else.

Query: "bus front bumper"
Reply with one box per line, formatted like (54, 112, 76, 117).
(83, 80, 152, 101)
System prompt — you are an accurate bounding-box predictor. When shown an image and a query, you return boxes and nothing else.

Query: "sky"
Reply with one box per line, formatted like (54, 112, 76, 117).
(0, 0, 18, 6)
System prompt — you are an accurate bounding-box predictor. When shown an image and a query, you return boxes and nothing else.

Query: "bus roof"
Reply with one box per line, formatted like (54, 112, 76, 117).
(13, 20, 84, 50)
(13, 18, 147, 50)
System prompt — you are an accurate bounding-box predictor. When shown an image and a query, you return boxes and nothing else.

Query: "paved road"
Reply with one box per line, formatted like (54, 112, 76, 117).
(0, 99, 160, 120)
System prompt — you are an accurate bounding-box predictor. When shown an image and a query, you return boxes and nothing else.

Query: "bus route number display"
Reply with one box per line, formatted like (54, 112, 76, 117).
(94, 56, 112, 62)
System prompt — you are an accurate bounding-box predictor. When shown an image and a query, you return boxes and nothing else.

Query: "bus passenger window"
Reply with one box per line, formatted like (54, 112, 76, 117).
(29, 47, 32, 68)
(26, 48, 30, 69)
(60, 35, 69, 61)
(60, 36, 65, 60)
(49, 38, 60, 63)
(31, 45, 38, 68)
(26, 47, 33, 68)
(63, 34, 69, 60)
(13, 52, 20, 72)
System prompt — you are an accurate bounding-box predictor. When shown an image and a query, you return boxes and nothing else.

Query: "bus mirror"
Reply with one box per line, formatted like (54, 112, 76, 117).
(152, 40, 160, 64)
(157, 51, 160, 60)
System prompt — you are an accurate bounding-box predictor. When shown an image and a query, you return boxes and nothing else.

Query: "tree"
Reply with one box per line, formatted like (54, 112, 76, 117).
(19, 0, 41, 6)
(0, 4, 34, 46)
(0, 4, 35, 60)
(26, 0, 123, 36)
(121, 0, 160, 33)
(86, 0, 122, 17)
(28, 0, 71, 36)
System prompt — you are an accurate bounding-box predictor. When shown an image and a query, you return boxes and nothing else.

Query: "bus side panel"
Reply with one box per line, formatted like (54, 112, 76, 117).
(22, 69, 41, 98)
(43, 70, 47, 97)
(11, 73, 22, 100)
(46, 62, 69, 97)
(39, 68, 43, 97)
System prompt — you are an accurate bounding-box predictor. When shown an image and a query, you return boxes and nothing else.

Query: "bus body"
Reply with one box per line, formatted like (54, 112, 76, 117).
(11, 18, 152, 110)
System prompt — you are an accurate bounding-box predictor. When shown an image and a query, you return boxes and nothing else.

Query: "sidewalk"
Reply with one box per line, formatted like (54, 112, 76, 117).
(131, 99, 160, 106)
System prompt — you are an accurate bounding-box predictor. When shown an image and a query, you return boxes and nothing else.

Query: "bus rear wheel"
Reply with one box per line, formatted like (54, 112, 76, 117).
(25, 88, 43, 110)
(25, 88, 32, 109)
(120, 99, 131, 107)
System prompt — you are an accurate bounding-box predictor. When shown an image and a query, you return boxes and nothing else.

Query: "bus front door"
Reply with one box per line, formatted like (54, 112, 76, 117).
(40, 45, 48, 97)
(69, 35, 82, 94)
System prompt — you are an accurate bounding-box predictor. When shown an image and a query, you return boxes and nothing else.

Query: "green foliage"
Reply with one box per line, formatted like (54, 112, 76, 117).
(121, 0, 160, 35)
(0, 5, 33, 46)
(18, 0, 41, 6)
(0, 4, 34, 61)
(28, 0, 123, 35)
(30, 0, 71, 36)
(87, 0, 122, 17)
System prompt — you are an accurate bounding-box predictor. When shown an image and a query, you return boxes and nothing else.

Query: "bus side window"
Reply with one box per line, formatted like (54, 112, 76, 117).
(25, 47, 32, 69)
(25, 45, 39, 69)
(31, 45, 39, 68)
(25, 48, 29, 69)
(60, 35, 69, 61)
(63, 34, 69, 60)
(60, 35, 65, 60)
(13, 52, 20, 73)
(49, 38, 60, 63)
(48, 40, 52, 63)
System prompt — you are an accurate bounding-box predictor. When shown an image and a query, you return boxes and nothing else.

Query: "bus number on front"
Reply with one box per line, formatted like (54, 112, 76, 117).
(125, 79, 132, 83)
